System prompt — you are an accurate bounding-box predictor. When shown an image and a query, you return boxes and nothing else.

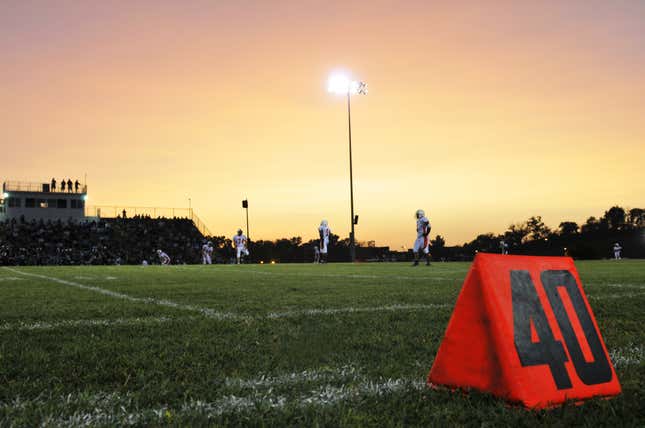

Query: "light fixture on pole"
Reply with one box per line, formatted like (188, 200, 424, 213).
(327, 71, 367, 262)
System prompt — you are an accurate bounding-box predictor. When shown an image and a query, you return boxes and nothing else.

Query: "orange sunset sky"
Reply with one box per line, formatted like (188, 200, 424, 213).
(2, 1, 644, 248)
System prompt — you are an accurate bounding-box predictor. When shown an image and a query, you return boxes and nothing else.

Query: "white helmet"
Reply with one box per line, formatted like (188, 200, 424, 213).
(320, 220, 328, 227)
(156, 249, 162, 254)
(415, 209, 425, 219)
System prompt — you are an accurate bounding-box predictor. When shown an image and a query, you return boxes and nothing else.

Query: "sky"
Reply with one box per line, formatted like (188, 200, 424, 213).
(2, 0, 644, 248)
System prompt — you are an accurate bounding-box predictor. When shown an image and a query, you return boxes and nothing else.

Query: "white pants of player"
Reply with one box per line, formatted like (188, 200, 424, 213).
(320, 238, 329, 254)
(614, 251, 621, 260)
(236, 247, 249, 259)
(413, 236, 429, 254)
(202, 254, 212, 265)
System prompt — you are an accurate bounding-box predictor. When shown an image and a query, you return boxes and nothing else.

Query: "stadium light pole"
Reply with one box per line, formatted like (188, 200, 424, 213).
(242, 199, 250, 241)
(327, 72, 367, 262)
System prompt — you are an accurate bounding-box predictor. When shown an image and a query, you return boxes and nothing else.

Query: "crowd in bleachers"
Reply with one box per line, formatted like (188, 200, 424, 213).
(0, 216, 204, 265)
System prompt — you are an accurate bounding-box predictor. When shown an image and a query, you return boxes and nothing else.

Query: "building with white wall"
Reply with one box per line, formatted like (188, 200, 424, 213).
(1, 180, 87, 222)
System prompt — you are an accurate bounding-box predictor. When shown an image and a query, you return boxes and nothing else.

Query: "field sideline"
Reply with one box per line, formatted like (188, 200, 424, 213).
(0, 261, 643, 427)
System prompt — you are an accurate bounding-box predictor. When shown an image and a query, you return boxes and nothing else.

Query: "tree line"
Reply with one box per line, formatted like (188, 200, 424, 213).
(434, 206, 644, 260)
(204, 206, 643, 262)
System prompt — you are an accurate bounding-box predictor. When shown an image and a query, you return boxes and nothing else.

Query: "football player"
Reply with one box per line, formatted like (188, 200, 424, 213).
(157, 249, 171, 265)
(202, 241, 214, 265)
(233, 229, 249, 264)
(318, 220, 331, 263)
(500, 240, 509, 255)
(613, 242, 622, 260)
(412, 209, 431, 266)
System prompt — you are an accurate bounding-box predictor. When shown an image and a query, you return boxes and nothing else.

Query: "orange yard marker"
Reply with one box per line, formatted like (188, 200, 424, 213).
(428, 253, 621, 408)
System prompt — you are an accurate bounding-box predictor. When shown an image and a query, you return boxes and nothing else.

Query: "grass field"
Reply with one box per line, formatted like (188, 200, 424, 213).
(0, 260, 643, 427)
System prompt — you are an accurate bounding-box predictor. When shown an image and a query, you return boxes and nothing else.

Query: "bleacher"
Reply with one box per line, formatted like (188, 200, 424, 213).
(0, 216, 205, 266)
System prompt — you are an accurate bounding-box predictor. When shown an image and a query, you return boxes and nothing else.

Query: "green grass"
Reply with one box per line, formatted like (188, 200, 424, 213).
(0, 261, 643, 427)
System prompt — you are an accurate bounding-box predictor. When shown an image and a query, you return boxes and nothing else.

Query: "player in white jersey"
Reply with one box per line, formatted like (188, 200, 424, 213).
(202, 241, 214, 265)
(233, 229, 249, 264)
(157, 249, 171, 265)
(613, 242, 622, 260)
(318, 220, 331, 263)
(412, 209, 431, 266)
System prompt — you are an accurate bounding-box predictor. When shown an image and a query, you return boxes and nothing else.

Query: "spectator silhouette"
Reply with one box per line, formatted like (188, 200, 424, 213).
(74, 180, 80, 193)
(122, 209, 127, 218)
(67, 179, 73, 193)
(51, 178, 56, 192)
(60, 180, 66, 192)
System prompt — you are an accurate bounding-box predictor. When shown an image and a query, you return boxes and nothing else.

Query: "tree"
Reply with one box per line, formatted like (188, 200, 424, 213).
(290, 236, 302, 247)
(558, 221, 579, 236)
(431, 235, 446, 250)
(466, 233, 499, 253)
(526, 216, 551, 241)
(428, 235, 446, 260)
(581, 216, 600, 234)
(603, 206, 626, 230)
(628, 208, 644, 228)
(505, 222, 530, 247)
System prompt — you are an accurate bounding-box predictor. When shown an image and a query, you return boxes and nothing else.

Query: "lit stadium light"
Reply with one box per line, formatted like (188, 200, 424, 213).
(327, 72, 367, 95)
(2, 192, 8, 198)
(326, 70, 367, 262)
(327, 72, 350, 94)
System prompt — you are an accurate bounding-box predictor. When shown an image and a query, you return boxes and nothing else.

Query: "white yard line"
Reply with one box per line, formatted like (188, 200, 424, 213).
(72, 276, 120, 281)
(0, 346, 640, 425)
(0, 276, 24, 282)
(587, 292, 645, 300)
(609, 344, 644, 368)
(1, 267, 452, 331)
(0, 303, 451, 332)
(0, 292, 633, 332)
(586, 283, 645, 290)
(2, 380, 424, 428)
(0, 366, 424, 427)
(3, 267, 641, 335)
(224, 365, 361, 389)
(3, 267, 246, 322)
(178, 378, 424, 418)
(605, 283, 645, 290)
(267, 303, 450, 319)
(0, 315, 197, 332)
(232, 269, 453, 281)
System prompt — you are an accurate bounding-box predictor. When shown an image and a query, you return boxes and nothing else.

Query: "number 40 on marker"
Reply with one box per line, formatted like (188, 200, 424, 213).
(511, 270, 612, 389)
